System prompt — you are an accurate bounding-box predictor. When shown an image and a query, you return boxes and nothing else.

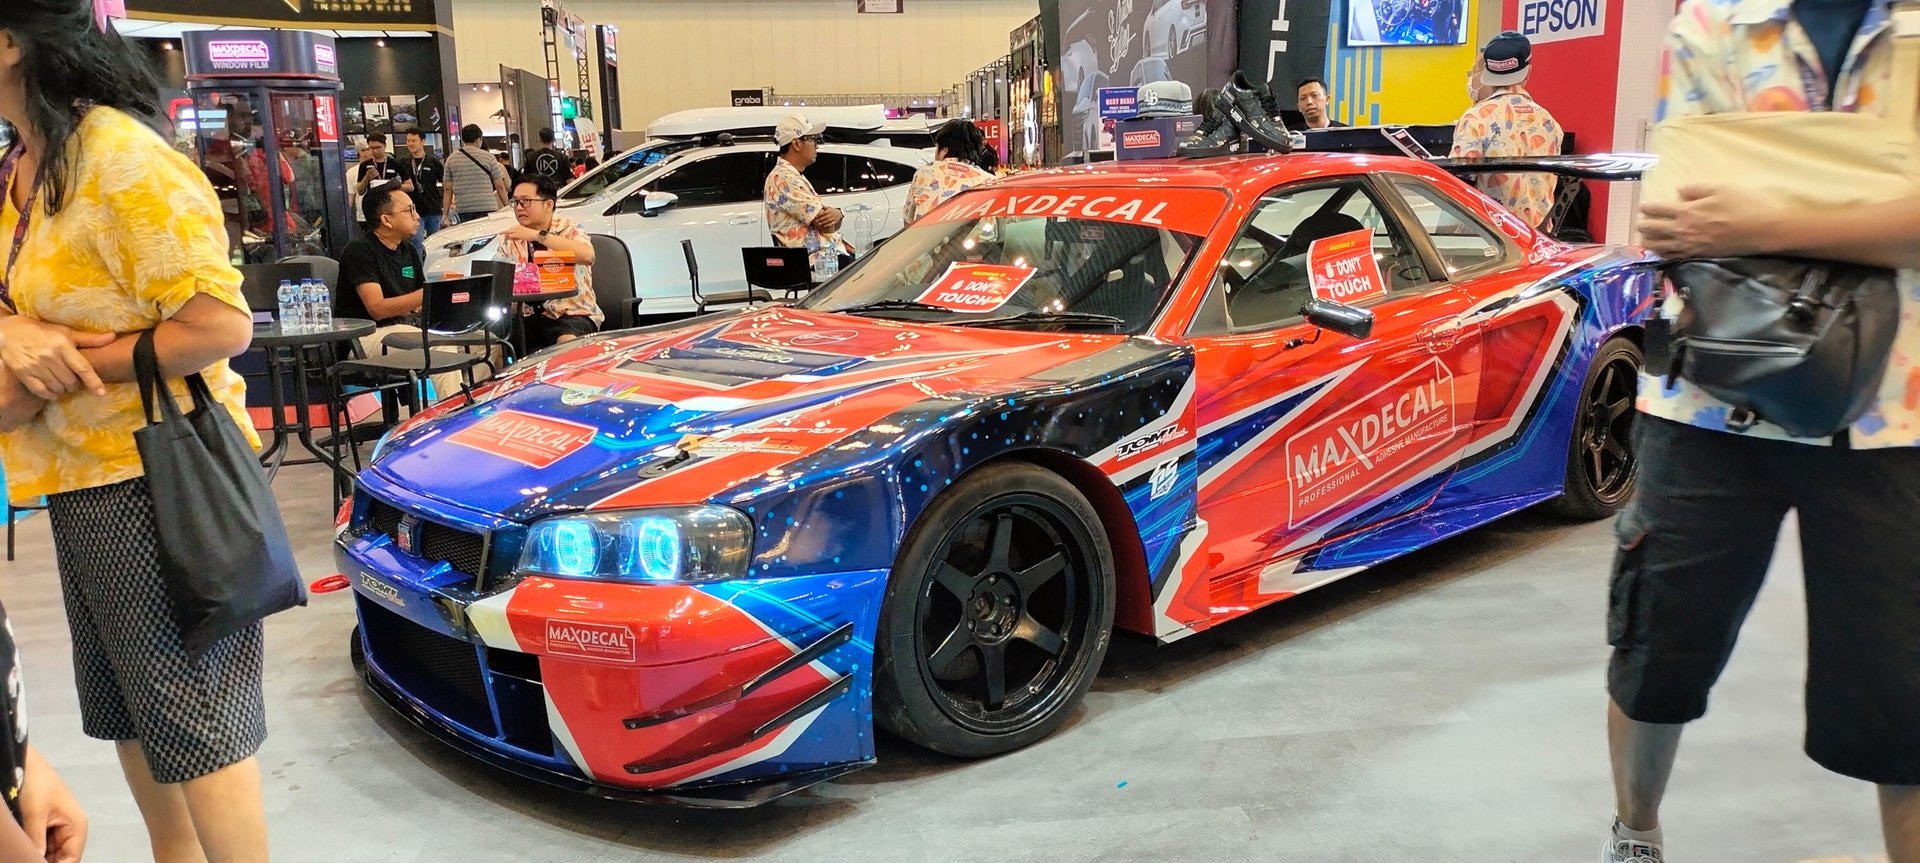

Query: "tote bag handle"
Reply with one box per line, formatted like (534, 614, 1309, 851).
(133, 330, 219, 428)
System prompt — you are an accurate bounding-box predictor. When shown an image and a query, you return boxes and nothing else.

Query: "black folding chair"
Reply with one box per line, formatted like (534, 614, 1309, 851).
(742, 246, 813, 302)
(379, 261, 516, 375)
(591, 234, 643, 330)
(686, 239, 770, 314)
(331, 275, 495, 416)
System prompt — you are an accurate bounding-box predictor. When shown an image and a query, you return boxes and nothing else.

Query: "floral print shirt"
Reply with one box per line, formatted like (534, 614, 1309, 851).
(1449, 88, 1565, 230)
(904, 159, 996, 224)
(0, 107, 256, 504)
(1640, 0, 1920, 447)
(764, 158, 848, 267)
(499, 217, 604, 324)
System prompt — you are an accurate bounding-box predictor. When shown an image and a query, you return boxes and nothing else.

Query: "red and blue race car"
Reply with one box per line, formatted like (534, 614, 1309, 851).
(337, 151, 1658, 805)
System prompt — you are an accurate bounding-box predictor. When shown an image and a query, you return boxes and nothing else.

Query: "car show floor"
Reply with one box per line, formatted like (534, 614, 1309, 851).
(4, 464, 1891, 863)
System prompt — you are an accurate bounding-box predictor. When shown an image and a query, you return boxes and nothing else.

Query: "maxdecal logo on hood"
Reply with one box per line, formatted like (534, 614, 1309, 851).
(447, 410, 597, 468)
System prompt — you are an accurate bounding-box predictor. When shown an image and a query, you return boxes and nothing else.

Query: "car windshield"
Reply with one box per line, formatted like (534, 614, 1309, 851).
(559, 140, 701, 202)
(803, 186, 1222, 333)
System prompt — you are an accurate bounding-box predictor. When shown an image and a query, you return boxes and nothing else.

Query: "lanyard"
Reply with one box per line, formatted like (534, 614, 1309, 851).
(0, 142, 40, 313)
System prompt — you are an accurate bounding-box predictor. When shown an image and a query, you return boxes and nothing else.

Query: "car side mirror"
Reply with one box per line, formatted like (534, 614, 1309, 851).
(1300, 298, 1374, 340)
(638, 191, 678, 217)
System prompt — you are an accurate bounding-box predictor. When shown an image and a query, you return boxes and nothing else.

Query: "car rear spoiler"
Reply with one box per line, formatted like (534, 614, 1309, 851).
(1430, 153, 1657, 182)
(1433, 154, 1656, 242)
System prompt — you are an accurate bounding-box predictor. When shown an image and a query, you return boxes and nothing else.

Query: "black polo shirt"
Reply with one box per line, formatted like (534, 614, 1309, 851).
(337, 233, 424, 326)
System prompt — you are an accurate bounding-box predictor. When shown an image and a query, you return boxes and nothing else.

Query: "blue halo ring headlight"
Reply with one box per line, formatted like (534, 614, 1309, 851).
(517, 506, 751, 584)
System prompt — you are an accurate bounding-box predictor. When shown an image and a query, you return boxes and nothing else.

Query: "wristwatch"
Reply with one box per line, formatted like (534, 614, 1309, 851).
(537, 228, 551, 238)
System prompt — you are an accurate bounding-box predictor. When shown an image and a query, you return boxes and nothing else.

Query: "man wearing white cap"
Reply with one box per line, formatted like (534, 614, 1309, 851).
(765, 114, 851, 269)
(1450, 31, 1564, 230)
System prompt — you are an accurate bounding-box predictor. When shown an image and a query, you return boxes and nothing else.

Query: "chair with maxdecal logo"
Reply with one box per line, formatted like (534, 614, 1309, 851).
(741, 246, 812, 303)
(685, 239, 772, 315)
(329, 275, 495, 419)
(377, 260, 518, 375)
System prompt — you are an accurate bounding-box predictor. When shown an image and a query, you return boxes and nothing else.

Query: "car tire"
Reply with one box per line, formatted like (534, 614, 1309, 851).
(874, 462, 1116, 759)
(1549, 336, 1641, 521)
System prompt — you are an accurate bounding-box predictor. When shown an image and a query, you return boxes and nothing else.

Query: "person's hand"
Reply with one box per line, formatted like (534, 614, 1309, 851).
(500, 225, 543, 243)
(1638, 185, 1784, 260)
(19, 746, 85, 863)
(0, 317, 112, 400)
(0, 365, 45, 433)
(813, 207, 844, 233)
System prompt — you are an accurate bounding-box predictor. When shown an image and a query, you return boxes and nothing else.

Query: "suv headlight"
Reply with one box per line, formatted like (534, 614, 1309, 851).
(440, 236, 493, 258)
(517, 506, 753, 583)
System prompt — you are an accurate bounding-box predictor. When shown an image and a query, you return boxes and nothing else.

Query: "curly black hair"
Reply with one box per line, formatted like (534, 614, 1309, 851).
(0, 0, 160, 214)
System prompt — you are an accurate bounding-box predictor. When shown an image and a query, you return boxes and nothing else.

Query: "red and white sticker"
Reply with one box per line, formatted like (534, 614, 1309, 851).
(447, 410, 597, 468)
(926, 187, 1226, 236)
(1307, 229, 1388, 305)
(544, 620, 637, 663)
(915, 262, 1036, 314)
(1284, 358, 1458, 527)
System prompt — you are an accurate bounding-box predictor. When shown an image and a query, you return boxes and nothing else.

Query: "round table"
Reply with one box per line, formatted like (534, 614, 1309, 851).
(509, 287, 582, 353)
(251, 318, 376, 503)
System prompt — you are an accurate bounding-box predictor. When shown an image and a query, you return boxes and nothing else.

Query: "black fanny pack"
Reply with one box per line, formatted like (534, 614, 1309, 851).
(1649, 257, 1900, 440)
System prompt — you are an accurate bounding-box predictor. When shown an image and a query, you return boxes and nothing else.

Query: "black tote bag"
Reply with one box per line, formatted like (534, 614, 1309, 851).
(132, 330, 306, 655)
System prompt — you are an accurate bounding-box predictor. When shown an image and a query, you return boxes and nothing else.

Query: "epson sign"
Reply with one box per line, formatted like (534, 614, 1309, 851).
(1518, 0, 1606, 44)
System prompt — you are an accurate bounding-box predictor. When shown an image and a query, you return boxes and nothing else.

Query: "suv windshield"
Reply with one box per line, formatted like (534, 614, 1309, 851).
(559, 140, 702, 202)
(803, 186, 1221, 333)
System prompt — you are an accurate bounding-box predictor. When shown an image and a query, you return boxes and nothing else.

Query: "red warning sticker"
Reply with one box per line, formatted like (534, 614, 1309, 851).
(1307, 229, 1389, 305)
(915, 262, 1036, 314)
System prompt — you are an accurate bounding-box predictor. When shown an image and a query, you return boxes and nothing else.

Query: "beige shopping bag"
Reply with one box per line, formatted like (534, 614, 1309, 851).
(1642, 1, 1920, 209)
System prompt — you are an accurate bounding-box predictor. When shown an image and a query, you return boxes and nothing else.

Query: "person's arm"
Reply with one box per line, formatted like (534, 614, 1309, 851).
(77, 293, 252, 382)
(489, 161, 510, 206)
(0, 809, 41, 863)
(353, 161, 373, 194)
(17, 746, 84, 863)
(0, 358, 44, 432)
(444, 181, 457, 216)
(356, 280, 422, 322)
(535, 227, 595, 265)
(1640, 188, 1920, 269)
(398, 159, 416, 193)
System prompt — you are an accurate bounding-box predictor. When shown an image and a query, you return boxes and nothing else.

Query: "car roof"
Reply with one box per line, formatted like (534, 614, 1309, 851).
(666, 140, 931, 161)
(997, 153, 1457, 198)
(647, 104, 890, 138)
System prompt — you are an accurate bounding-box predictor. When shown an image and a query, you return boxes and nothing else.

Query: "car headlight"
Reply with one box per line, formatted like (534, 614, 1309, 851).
(517, 506, 753, 583)
(440, 236, 492, 258)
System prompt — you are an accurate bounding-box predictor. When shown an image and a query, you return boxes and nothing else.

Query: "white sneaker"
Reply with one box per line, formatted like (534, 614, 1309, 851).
(1602, 820, 1665, 863)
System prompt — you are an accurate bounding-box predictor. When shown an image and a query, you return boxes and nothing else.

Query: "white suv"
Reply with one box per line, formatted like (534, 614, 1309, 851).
(426, 140, 930, 319)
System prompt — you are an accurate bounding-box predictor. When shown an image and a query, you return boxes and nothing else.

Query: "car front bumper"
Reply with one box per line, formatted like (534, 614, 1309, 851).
(337, 512, 886, 806)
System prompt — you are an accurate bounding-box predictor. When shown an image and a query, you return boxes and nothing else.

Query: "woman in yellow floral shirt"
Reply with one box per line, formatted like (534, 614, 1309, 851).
(0, 4, 271, 861)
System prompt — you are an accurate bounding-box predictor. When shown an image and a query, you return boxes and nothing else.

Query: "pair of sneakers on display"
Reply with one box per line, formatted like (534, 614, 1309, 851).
(1179, 71, 1302, 158)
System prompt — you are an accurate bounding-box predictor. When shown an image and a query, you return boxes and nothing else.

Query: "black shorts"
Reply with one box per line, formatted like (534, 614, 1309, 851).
(524, 313, 599, 350)
(1608, 415, 1920, 784)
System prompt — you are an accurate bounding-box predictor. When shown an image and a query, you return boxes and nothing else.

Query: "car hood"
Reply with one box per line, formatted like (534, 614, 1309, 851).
(365, 307, 1131, 519)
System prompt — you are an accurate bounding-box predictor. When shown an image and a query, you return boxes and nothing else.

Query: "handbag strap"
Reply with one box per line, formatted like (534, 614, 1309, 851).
(133, 330, 219, 427)
(1891, 2, 1920, 128)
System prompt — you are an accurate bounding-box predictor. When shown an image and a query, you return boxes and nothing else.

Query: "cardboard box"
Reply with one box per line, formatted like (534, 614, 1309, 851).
(531, 250, 577, 294)
(1113, 114, 1202, 161)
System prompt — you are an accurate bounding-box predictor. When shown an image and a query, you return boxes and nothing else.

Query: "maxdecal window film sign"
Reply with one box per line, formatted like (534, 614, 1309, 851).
(183, 31, 341, 80)
(206, 40, 272, 71)
(1518, 0, 1608, 44)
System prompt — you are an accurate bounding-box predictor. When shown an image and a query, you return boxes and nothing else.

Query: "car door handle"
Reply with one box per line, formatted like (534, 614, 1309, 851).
(727, 215, 755, 226)
(1416, 319, 1467, 351)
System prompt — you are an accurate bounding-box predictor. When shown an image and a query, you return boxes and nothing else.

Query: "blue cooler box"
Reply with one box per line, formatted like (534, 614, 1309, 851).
(1114, 115, 1202, 160)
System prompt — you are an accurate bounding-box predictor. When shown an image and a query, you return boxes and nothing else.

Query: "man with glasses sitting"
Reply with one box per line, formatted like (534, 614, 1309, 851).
(337, 182, 465, 397)
(497, 178, 602, 349)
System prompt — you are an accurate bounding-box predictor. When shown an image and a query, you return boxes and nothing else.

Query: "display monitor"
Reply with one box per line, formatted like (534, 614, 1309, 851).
(1347, 0, 1468, 46)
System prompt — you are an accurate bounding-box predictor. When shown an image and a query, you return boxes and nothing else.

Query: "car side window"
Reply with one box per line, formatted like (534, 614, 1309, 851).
(1388, 177, 1508, 277)
(645, 152, 771, 207)
(859, 157, 917, 190)
(806, 153, 856, 195)
(1216, 179, 1427, 332)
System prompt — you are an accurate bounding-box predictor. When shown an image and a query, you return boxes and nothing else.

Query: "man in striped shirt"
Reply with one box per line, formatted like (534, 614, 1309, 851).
(443, 124, 508, 224)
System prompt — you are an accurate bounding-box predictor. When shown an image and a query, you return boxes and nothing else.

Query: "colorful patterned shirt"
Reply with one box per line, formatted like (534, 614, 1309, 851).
(904, 159, 996, 224)
(1449, 88, 1565, 229)
(499, 217, 604, 325)
(0, 107, 256, 504)
(764, 158, 848, 267)
(1641, 0, 1920, 447)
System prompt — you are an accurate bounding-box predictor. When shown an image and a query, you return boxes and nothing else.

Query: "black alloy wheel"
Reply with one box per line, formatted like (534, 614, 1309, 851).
(1551, 336, 1642, 520)
(875, 463, 1115, 758)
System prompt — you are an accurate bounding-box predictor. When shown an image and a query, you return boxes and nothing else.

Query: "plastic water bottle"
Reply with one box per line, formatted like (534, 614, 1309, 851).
(276, 279, 296, 330)
(309, 279, 332, 329)
(811, 251, 839, 284)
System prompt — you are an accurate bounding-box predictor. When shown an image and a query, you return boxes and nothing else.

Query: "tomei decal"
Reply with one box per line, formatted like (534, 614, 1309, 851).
(926, 187, 1227, 235)
(544, 620, 638, 663)
(359, 573, 405, 608)
(447, 410, 597, 468)
(915, 263, 1036, 314)
(1308, 229, 1388, 305)
(1118, 424, 1189, 460)
(1285, 358, 1458, 527)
